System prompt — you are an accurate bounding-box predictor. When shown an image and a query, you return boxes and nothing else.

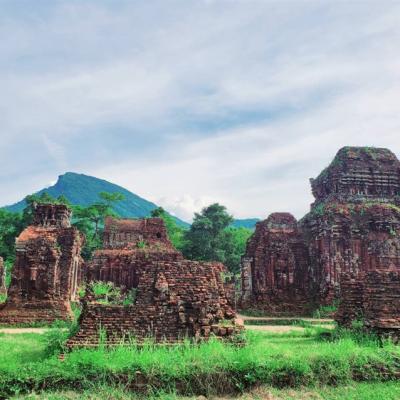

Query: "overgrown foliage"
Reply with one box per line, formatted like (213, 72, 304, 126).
(182, 203, 252, 273)
(89, 281, 137, 306)
(72, 191, 125, 259)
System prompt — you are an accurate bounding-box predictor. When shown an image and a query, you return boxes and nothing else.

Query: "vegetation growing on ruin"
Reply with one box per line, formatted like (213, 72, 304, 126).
(88, 281, 137, 306)
(305, 201, 400, 225)
(1, 327, 400, 398)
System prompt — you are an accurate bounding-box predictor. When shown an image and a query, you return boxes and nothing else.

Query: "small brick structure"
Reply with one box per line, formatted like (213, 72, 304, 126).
(68, 217, 240, 347)
(241, 147, 400, 314)
(0, 257, 6, 297)
(240, 213, 311, 315)
(336, 270, 400, 340)
(0, 204, 85, 324)
(86, 217, 183, 289)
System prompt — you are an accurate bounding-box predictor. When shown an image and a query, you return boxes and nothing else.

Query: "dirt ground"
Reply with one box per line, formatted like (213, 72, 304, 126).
(244, 325, 305, 332)
(0, 328, 50, 334)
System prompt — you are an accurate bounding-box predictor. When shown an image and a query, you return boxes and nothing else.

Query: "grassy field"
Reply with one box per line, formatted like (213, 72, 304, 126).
(8, 382, 400, 399)
(1, 325, 400, 399)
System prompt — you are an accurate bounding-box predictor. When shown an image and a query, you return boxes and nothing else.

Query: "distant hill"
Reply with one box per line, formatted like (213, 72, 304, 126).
(4, 172, 189, 227)
(230, 218, 259, 229)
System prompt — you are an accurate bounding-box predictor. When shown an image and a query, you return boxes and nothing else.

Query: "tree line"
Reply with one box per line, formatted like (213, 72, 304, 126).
(0, 192, 252, 281)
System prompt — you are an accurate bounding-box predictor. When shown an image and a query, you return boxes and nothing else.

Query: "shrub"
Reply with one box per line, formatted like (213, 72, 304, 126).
(90, 281, 122, 304)
(41, 328, 69, 357)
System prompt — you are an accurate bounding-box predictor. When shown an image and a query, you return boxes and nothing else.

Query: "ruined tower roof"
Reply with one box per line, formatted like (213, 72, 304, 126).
(33, 203, 72, 228)
(310, 146, 400, 205)
(102, 217, 175, 251)
(245, 212, 300, 257)
(264, 213, 298, 230)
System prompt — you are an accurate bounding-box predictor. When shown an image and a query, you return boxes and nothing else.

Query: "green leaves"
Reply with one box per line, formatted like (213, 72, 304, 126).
(71, 192, 125, 260)
(182, 203, 251, 273)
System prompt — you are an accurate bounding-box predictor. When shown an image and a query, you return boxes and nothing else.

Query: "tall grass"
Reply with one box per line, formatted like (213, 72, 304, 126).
(10, 382, 400, 400)
(1, 328, 400, 398)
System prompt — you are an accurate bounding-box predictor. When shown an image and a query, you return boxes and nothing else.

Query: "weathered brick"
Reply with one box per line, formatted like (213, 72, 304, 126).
(0, 204, 84, 324)
(68, 217, 240, 347)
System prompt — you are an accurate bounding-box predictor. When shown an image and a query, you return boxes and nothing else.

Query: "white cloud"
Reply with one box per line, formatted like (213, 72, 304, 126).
(157, 194, 219, 222)
(1, 1, 400, 221)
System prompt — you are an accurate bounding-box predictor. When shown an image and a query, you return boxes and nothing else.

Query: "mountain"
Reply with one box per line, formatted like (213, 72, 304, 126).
(4, 172, 189, 227)
(230, 218, 259, 229)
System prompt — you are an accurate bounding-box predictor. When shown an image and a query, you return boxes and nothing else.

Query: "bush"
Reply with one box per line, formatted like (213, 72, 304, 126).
(41, 328, 70, 357)
(90, 281, 122, 304)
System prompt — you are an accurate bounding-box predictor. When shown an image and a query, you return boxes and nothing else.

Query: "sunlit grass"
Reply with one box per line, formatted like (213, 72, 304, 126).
(1, 327, 399, 398)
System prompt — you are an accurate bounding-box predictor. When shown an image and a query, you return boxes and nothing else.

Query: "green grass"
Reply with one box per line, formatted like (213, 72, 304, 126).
(9, 382, 400, 399)
(1, 327, 400, 398)
(312, 303, 338, 319)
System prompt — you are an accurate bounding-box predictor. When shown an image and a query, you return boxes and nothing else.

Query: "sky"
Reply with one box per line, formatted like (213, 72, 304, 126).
(1, 0, 400, 222)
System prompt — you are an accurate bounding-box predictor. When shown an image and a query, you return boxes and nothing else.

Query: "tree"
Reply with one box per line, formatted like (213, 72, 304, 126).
(182, 203, 252, 274)
(72, 192, 125, 259)
(98, 192, 124, 208)
(217, 227, 252, 274)
(182, 203, 233, 262)
(0, 209, 23, 262)
(150, 207, 185, 250)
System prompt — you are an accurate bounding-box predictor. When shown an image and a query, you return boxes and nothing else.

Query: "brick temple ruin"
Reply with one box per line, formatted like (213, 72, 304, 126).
(0, 204, 84, 324)
(68, 217, 239, 347)
(241, 147, 400, 317)
(241, 213, 310, 315)
(0, 257, 6, 297)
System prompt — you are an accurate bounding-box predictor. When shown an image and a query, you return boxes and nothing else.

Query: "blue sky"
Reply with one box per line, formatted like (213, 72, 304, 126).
(1, 0, 400, 221)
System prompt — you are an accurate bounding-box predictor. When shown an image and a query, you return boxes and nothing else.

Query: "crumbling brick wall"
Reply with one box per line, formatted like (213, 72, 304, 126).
(86, 217, 183, 290)
(334, 273, 365, 328)
(69, 260, 237, 347)
(336, 270, 400, 338)
(0, 204, 85, 324)
(102, 217, 174, 251)
(69, 218, 239, 347)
